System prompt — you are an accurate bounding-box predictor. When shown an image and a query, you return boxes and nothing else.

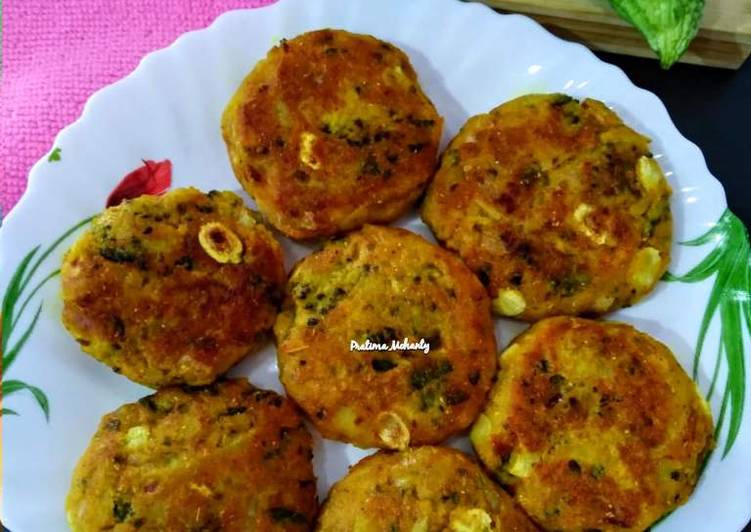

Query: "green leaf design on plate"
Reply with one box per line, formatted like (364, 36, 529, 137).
(665, 209, 749, 457)
(2, 379, 50, 420)
(1, 216, 93, 420)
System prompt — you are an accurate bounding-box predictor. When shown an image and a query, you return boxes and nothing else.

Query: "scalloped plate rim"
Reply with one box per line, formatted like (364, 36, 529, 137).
(1, 0, 747, 531)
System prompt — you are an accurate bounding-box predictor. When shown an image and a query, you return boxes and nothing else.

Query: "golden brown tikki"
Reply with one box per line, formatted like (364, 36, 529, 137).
(66, 379, 318, 532)
(422, 94, 672, 321)
(222, 29, 443, 239)
(274, 225, 497, 449)
(317, 446, 537, 531)
(470, 317, 714, 531)
(61, 188, 285, 388)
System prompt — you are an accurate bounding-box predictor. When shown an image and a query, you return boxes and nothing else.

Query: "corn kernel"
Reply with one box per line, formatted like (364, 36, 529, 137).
(629, 247, 662, 290)
(636, 156, 665, 193)
(125, 426, 150, 449)
(508, 451, 539, 478)
(594, 295, 615, 313)
(573, 203, 614, 246)
(493, 289, 526, 317)
(189, 483, 213, 498)
(409, 517, 429, 532)
(449, 508, 493, 532)
(470, 414, 492, 446)
(377, 411, 410, 449)
(300, 132, 321, 170)
(198, 222, 243, 264)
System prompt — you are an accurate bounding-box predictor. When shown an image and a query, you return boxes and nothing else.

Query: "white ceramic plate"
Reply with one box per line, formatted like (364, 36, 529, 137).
(2, 0, 750, 530)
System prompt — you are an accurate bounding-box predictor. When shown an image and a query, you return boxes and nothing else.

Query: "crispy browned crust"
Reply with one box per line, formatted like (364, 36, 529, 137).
(470, 317, 714, 531)
(422, 94, 672, 321)
(222, 29, 443, 239)
(274, 225, 497, 449)
(317, 446, 537, 531)
(66, 379, 318, 532)
(60, 188, 285, 388)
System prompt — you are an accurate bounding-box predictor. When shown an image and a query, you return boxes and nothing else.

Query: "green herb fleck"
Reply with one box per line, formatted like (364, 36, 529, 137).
(367, 327, 398, 344)
(220, 406, 247, 417)
(425, 331, 442, 350)
(551, 273, 589, 297)
(362, 155, 381, 176)
(410, 360, 453, 390)
(407, 115, 436, 128)
(551, 94, 574, 106)
(441, 491, 460, 504)
(591, 464, 606, 480)
(475, 265, 491, 287)
(100, 247, 137, 263)
(372, 359, 397, 372)
(520, 164, 549, 186)
(175, 256, 193, 271)
(444, 388, 469, 405)
(48, 147, 62, 162)
(550, 374, 566, 387)
(111, 316, 125, 340)
(113, 499, 132, 523)
(419, 388, 438, 410)
(269, 507, 307, 524)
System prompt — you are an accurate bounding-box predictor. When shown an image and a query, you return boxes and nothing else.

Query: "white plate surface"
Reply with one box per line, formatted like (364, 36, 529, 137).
(2, 0, 749, 530)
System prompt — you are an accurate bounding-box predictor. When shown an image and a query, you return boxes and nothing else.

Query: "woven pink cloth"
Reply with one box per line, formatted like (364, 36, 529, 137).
(0, 0, 277, 217)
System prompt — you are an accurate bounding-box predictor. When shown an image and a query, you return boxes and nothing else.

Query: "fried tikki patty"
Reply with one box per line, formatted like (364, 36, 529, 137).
(470, 317, 713, 531)
(274, 225, 496, 449)
(222, 29, 443, 239)
(422, 94, 672, 320)
(317, 446, 537, 531)
(61, 188, 285, 388)
(66, 379, 318, 532)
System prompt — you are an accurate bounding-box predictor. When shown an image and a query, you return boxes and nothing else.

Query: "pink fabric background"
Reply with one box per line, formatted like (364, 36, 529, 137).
(0, 0, 277, 218)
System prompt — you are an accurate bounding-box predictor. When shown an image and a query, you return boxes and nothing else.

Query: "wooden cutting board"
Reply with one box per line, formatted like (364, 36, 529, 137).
(472, 0, 751, 68)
